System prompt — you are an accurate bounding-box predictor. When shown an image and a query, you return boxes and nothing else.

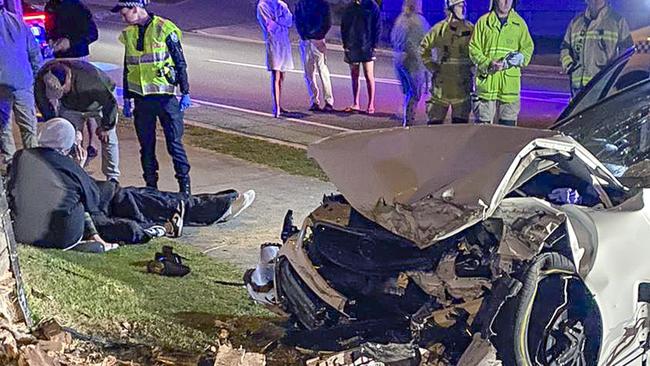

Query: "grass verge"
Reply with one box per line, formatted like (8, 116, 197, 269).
(19, 240, 275, 353)
(184, 125, 328, 181)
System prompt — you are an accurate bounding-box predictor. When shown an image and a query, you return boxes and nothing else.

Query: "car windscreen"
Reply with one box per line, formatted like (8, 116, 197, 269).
(556, 80, 650, 177)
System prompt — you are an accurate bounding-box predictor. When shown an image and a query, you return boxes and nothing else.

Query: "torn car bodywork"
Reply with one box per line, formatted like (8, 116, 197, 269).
(246, 125, 650, 365)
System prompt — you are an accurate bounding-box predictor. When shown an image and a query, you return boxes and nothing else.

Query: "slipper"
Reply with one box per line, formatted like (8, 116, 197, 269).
(343, 106, 361, 113)
(366, 107, 376, 115)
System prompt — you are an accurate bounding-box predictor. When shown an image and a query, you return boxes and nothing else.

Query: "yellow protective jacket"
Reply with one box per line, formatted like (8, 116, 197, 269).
(119, 16, 181, 96)
(420, 16, 474, 104)
(469, 10, 534, 103)
(560, 5, 633, 95)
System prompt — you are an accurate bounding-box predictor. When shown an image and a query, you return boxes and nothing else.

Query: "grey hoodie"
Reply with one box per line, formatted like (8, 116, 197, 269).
(0, 8, 43, 90)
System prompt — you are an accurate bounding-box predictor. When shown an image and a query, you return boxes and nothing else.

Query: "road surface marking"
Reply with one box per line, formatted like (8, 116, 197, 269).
(187, 120, 309, 149)
(115, 87, 352, 133)
(206, 58, 571, 103)
(206, 59, 401, 85)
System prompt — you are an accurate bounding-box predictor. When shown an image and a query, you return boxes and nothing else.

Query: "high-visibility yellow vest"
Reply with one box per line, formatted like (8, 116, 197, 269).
(560, 6, 632, 95)
(469, 10, 534, 103)
(420, 17, 474, 104)
(119, 16, 181, 96)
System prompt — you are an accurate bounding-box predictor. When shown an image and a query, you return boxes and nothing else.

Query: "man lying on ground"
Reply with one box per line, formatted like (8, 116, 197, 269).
(7, 118, 255, 252)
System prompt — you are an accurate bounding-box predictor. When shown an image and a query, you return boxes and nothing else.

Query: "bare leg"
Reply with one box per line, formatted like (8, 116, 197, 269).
(349, 63, 361, 110)
(279, 72, 285, 110)
(271, 70, 281, 118)
(363, 61, 376, 114)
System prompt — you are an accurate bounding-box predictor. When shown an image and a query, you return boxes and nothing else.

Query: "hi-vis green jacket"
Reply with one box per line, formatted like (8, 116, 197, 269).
(560, 5, 632, 96)
(119, 16, 181, 96)
(468, 10, 534, 103)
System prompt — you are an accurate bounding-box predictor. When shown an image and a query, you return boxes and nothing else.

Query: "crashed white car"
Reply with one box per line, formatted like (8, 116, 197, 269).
(246, 48, 650, 365)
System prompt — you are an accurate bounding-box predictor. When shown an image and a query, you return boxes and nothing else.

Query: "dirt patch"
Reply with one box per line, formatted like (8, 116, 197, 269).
(173, 312, 311, 366)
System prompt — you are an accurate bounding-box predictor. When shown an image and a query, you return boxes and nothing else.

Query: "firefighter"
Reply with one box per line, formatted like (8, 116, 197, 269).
(560, 0, 633, 98)
(111, 0, 192, 195)
(420, 0, 474, 125)
(468, 0, 534, 126)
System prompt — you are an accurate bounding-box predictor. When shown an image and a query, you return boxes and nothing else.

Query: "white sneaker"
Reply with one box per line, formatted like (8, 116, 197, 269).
(144, 225, 167, 238)
(218, 190, 256, 223)
(166, 200, 186, 238)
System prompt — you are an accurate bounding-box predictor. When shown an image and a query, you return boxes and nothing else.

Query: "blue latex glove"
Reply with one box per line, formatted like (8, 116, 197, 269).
(548, 188, 582, 205)
(123, 99, 133, 118)
(179, 94, 192, 112)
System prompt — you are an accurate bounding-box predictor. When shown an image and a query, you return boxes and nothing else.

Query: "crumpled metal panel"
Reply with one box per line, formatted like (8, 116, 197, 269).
(406, 253, 491, 306)
(493, 198, 567, 262)
(457, 334, 502, 366)
(309, 201, 352, 228)
(278, 224, 349, 314)
(308, 125, 561, 248)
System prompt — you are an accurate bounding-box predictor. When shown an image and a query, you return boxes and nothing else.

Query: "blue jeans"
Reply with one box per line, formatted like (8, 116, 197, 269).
(133, 95, 190, 187)
(59, 106, 121, 180)
(92, 182, 237, 244)
(0, 86, 38, 164)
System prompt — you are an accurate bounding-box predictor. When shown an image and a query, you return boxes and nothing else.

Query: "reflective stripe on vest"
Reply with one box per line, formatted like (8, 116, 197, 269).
(571, 30, 619, 43)
(124, 50, 171, 65)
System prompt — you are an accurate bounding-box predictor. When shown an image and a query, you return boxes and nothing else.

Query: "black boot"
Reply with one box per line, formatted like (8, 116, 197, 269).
(144, 173, 158, 190)
(178, 178, 191, 196)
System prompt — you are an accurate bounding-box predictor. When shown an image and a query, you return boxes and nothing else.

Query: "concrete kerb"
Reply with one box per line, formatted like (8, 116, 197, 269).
(184, 119, 309, 150)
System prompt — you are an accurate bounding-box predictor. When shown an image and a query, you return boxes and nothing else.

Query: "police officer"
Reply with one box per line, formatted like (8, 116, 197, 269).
(560, 0, 633, 98)
(111, 0, 192, 194)
(420, 0, 473, 125)
(468, 0, 534, 126)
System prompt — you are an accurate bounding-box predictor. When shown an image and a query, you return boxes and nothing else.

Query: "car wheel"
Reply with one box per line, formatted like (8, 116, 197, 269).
(493, 253, 602, 366)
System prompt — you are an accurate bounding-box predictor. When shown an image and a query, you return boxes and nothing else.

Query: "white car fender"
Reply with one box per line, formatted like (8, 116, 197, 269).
(562, 189, 650, 365)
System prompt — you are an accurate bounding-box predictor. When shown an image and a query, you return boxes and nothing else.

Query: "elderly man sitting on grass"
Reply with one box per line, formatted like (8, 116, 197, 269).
(7, 118, 255, 253)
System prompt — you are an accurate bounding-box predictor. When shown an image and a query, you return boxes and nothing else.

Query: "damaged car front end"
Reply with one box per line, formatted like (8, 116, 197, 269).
(245, 125, 650, 365)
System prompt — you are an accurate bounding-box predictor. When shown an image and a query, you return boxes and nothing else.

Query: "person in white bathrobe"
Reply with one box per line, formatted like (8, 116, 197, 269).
(257, 0, 295, 118)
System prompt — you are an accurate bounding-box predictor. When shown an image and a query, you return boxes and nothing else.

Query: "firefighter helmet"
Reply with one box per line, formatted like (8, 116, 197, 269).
(445, 0, 465, 9)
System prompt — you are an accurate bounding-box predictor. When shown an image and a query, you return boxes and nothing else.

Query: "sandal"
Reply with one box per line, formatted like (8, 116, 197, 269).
(343, 106, 361, 113)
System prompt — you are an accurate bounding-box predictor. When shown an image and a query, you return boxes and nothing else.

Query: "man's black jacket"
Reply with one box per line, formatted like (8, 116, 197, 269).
(295, 0, 331, 41)
(341, 0, 381, 53)
(45, 0, 98, 58)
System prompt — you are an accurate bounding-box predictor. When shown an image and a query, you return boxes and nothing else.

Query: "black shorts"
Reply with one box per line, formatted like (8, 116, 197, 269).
(344, 48, 376, 64)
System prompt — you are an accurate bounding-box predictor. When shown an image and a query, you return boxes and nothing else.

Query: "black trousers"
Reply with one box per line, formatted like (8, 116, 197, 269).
(133, 95, 191, 187)
(92, 181, 237, 244)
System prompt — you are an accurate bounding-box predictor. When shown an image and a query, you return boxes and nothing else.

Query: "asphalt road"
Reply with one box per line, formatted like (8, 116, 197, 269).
(90, 21, 571, 133)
